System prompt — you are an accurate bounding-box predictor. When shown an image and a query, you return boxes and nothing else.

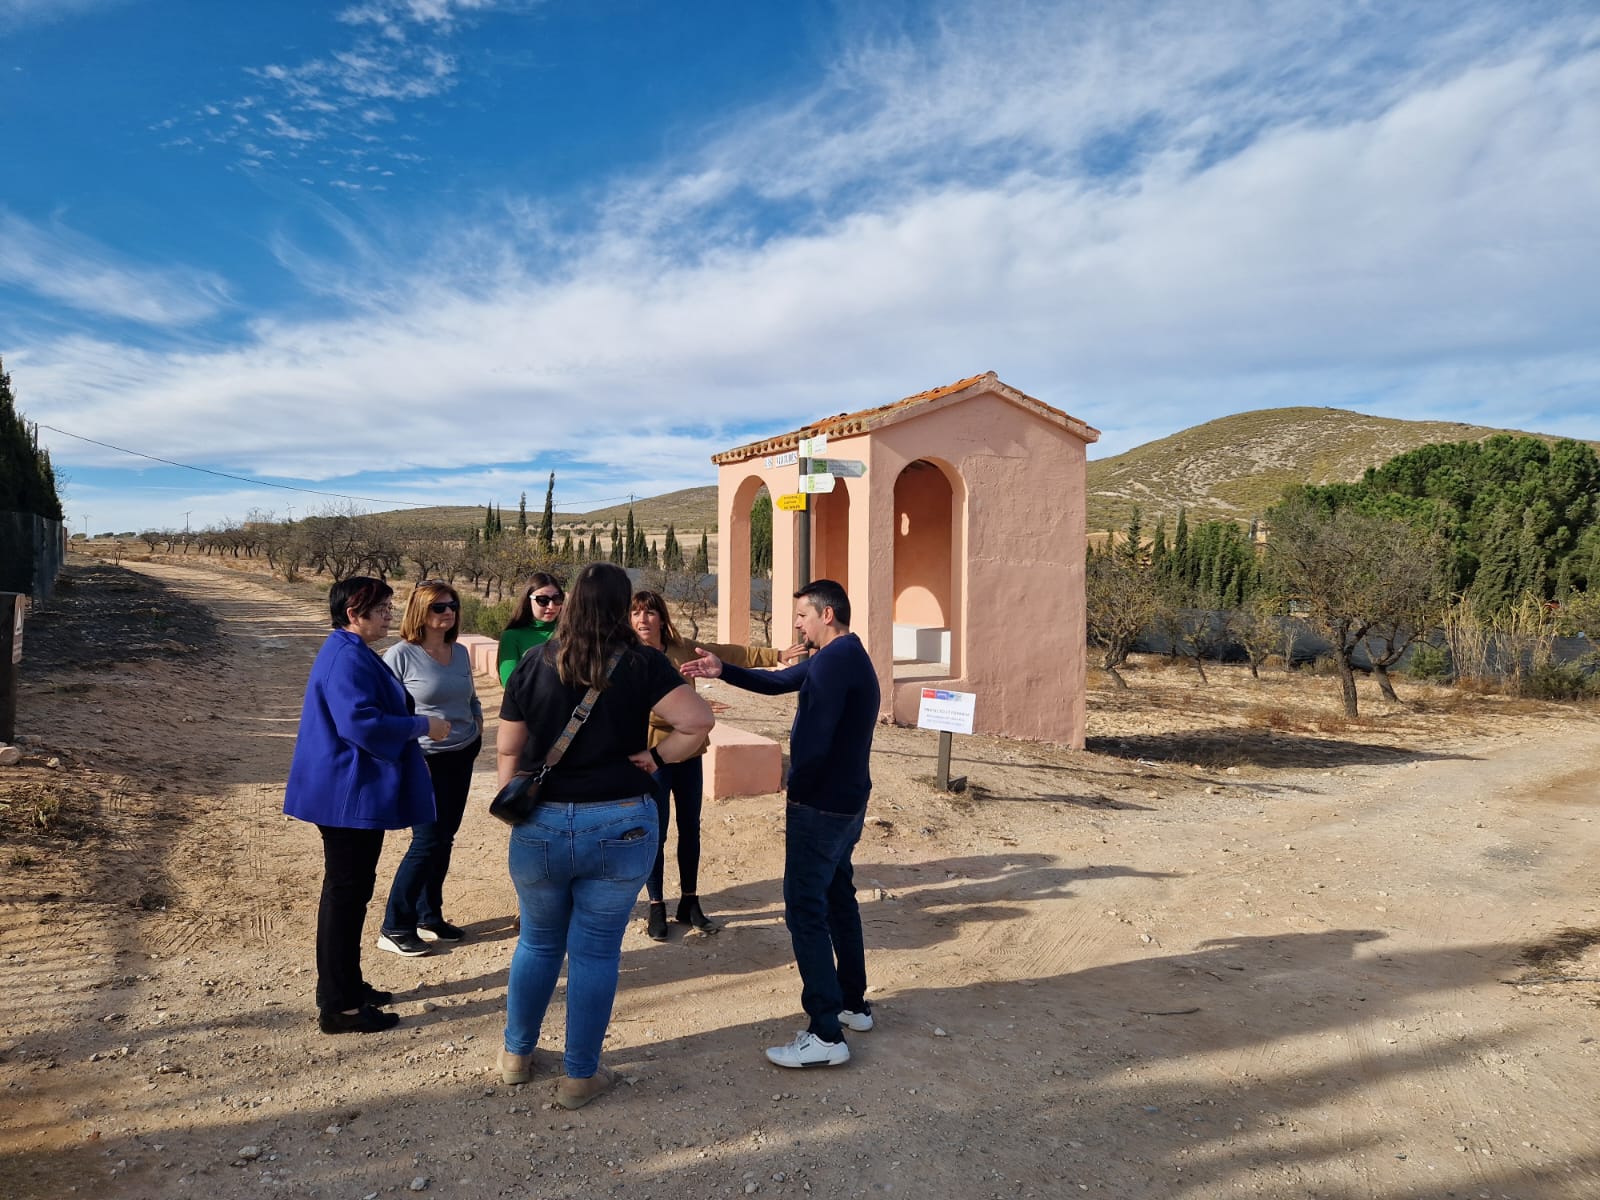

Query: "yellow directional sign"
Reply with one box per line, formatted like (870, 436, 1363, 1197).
(777, 493, 808, 511)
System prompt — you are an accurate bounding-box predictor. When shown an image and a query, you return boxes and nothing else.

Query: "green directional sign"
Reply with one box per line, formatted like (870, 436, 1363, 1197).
(817, 458, 866, 478)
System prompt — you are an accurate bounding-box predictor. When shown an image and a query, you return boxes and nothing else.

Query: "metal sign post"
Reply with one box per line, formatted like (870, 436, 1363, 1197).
(794, 435, 828, 582)
(917, 687, 976, 793)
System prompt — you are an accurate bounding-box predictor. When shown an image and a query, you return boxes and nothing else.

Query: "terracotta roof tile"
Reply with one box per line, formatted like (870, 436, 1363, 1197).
(711, 371, 1099, 464)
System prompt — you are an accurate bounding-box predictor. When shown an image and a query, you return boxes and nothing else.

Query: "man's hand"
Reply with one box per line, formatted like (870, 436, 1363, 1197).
(780, 641, 809, 665)
(426, 716, 451, 741)
(680, 648, 724, 679)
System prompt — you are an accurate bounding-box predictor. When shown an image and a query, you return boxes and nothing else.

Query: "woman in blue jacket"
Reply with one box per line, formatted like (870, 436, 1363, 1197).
(284, 577, 449, 1034)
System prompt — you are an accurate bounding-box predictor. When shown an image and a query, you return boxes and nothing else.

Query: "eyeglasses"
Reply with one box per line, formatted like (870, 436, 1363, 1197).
(428, 601, 460, 614)
(532, 593, 564, 607)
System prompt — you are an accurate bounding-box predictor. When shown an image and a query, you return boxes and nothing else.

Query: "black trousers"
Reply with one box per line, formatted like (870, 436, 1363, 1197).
(315, 825, 386, 1012)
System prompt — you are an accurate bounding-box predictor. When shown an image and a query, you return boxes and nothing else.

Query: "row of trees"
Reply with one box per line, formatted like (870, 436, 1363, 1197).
(1089, 435, 1600, 715)
(0, 357, 62, 519)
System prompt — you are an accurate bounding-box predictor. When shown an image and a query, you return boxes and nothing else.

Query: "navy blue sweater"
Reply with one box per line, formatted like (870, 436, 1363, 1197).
(716, 633, 879, 814)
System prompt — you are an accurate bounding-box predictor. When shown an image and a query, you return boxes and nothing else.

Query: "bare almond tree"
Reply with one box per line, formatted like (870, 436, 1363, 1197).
(1267, 496, 1444, 716)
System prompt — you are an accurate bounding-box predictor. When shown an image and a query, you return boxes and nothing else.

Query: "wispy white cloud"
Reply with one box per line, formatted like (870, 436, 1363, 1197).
(24, 0, 1600, 531)
(182, 0, 511, 177)
(0, 209, 229, 325)
(0, 0, 124, 33)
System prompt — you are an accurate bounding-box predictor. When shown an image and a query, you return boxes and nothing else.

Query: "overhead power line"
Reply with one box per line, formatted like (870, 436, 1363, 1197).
(38, 423, 440, 508)
(37, 422, 668, 516)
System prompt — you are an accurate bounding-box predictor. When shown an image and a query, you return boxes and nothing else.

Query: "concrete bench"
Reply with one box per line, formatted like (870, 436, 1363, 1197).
(705, 722, 782, 800)
(457, 634, 499, 678)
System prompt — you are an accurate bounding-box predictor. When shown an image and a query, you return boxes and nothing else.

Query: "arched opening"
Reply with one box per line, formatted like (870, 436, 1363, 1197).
(810, 481, 851, 596)
(892, 459, 956, 667)
(748, 483, 773, 644)
(723, 473, 767, 645)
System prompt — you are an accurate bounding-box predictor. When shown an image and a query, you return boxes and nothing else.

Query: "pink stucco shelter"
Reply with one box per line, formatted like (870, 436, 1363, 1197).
(710, 372, 1100, 748)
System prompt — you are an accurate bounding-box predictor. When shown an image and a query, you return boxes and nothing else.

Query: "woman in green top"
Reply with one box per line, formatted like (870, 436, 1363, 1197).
(497, 573, 564, 686)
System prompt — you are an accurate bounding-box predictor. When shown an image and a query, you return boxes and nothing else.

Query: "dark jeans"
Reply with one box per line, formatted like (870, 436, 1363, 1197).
(315, 825, 386, 1013)
(383, 738, 481, 934)
(782, 801, 868, 1043)
(645, 756, 705, 902)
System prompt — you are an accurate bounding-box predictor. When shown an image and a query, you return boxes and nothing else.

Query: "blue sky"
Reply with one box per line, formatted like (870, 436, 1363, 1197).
(2, 0, 1597, 534)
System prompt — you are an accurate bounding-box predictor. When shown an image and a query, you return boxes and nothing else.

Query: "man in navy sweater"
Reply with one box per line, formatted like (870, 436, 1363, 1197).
(682, 579, 879, 1067)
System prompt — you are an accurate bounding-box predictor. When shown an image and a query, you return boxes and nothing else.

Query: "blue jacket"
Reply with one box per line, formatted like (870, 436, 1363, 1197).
(284, 628, 436, 830)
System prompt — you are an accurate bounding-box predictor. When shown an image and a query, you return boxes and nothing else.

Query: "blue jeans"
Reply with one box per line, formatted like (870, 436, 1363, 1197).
(382, 738, 481, 934)
(646, 756, 705, 902)
(783, 801, 868, 1044)
(505, 797, 657, 1077)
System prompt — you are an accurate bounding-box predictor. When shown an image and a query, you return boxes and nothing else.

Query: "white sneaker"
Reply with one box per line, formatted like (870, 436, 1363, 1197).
(839, 1008, 874, 1032)
(765, 1030, 850, 1069)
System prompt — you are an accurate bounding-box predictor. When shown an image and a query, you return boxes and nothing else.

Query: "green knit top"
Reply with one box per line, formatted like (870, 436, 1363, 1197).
(496, 620, 558, 687)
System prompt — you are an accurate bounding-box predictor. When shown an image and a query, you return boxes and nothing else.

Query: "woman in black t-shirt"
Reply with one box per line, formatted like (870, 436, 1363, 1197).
(495, 562, 713, 1110)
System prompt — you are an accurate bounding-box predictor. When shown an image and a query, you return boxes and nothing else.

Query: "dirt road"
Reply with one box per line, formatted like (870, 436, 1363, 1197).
(3, 556, 1599, 1199)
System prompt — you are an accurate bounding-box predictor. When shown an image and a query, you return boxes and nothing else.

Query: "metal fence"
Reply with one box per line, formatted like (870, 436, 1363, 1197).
(0, 510, 67, 601)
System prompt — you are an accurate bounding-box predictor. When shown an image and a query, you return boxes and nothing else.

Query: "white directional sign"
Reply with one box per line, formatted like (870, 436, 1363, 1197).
(818, 458, 866, 478)
(798, 434, 828, 457)
(798, 472, 836, 494)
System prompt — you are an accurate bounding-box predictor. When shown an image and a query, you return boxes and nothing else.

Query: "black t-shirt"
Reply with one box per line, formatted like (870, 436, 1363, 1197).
(499, 639, 685, 804)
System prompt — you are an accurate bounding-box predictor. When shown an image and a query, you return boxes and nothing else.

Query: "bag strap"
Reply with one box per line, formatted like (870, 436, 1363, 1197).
(538, 646, 625, 770)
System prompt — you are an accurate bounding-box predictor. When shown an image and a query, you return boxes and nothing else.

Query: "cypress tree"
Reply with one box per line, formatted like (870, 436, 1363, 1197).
(538, 472, 555, 552)
(0, 358, 63, 518)
(692, 531, 709, 575)
(518, 491, 527, 536)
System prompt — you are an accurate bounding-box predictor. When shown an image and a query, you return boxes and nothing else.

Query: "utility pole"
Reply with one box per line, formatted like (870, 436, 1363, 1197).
(183, 511, 191, 533)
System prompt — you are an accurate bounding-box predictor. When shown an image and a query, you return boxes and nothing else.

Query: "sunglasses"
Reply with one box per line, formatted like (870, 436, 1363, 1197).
(532, 593, 564, 607)
(428, 600, 460, 614)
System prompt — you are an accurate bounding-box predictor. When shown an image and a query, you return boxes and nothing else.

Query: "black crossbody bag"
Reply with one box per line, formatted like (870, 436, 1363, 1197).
(488, 647, 623, 826)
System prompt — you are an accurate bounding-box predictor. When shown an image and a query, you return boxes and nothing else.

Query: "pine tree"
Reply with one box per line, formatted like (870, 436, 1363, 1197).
(538, 472, 555, 552)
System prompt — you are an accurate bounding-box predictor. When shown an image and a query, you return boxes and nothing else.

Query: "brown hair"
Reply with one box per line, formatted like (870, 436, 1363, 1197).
(555, 563, 636, 689)
(505, 571, 565, 630)
(630, 589, 683, 652)
(399, 580, 461, 644)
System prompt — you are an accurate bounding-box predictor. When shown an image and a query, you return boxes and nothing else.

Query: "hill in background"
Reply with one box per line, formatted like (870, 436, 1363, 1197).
(374, 409, 1596, 539)
(379, 485, 720, 537)
(1084, 407, 1600, 534)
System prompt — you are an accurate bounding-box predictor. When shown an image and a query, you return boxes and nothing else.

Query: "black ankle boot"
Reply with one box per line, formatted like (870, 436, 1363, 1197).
(647, 903, 668, 942)
(674, 895, 717, 932)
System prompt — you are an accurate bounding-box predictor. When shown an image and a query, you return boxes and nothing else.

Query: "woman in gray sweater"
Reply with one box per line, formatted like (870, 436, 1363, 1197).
(377, 580, 484, 957)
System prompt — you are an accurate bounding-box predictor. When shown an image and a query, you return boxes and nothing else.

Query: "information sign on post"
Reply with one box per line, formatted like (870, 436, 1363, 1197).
(817, 458, 867, 478)
(798, 472, 836, 494)
(798, 434, 828, 458)
(917, 688, 975, 792)
(777, 493, 808, 512)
